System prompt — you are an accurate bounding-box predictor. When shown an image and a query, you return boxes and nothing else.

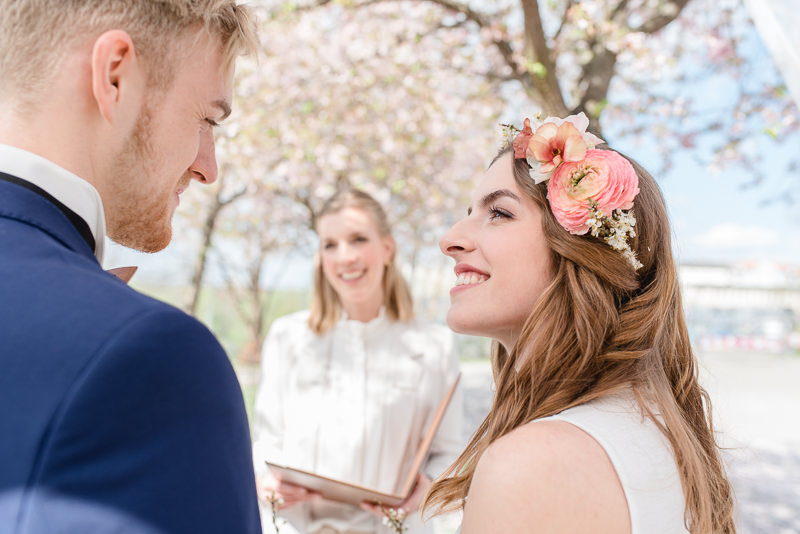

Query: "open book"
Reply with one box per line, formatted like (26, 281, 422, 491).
(266, 373, 461, 507)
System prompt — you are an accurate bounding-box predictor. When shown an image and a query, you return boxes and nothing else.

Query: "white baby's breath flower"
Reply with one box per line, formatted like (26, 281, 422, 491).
(585, 206, 642, 270)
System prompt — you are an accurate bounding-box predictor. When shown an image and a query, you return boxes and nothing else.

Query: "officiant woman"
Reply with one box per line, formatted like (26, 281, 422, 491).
(252, 189, 463, 534)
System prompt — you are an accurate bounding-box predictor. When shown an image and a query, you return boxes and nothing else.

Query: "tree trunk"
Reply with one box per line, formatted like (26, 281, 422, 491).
(520, 0, 569, 116)
(186, 187, 247, 316)
(187, 193, 224, 315)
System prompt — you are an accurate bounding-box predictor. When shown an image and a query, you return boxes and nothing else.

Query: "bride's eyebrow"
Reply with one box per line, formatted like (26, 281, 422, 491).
(468, 188, 520, 215)
(480, 189, 520, 207)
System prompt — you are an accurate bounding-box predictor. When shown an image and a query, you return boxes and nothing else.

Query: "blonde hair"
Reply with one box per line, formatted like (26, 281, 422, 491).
(424, 147, 736, 533)
(308, 189, 414, 334)
(0, 0, 257, 110)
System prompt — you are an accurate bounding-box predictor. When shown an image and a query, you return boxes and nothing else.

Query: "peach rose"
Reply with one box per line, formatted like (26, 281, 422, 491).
(547, 149, 639, 235)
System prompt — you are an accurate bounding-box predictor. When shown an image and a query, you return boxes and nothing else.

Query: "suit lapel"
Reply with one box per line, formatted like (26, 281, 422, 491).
(0, 176, 98, 264)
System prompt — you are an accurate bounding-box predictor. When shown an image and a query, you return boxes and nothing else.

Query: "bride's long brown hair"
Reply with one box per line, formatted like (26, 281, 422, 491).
(423, 146, 736, 533)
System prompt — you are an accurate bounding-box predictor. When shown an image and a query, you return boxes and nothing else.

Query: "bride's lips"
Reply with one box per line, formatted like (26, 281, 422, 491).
(451, 263, 490, 294)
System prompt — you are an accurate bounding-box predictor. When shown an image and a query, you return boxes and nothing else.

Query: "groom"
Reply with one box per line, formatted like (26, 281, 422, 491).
(0, 2, 261, 532)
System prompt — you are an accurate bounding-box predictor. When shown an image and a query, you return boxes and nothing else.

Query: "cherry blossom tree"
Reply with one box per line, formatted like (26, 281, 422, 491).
(177, 0, 798, 360)
(281, 0, 797, 179)
(175, 2, 504, 358)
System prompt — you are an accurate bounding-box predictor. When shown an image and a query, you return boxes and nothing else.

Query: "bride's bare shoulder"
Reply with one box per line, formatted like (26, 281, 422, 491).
(459, 420, 630, 534)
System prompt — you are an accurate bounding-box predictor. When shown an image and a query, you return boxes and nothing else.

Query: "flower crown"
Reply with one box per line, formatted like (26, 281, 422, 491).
(503, 112, 643, 270)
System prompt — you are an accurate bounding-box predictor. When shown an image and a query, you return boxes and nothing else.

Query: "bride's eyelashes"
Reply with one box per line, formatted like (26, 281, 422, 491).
(488, 205, 513, 221)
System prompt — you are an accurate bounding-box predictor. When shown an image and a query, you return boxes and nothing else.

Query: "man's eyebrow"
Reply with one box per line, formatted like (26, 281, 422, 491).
(480, 189, 521, 207)
(212, 100, 232, 121)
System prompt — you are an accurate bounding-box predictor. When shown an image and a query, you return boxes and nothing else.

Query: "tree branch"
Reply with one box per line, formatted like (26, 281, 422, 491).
(576, 41, 617, 133)
(288, 188, 319, 231)
(373, 0, 525, 85)
(520, 0, 568, 114)
(609, 0, 630, 23)
(186, 184, 248, 315)
(553, 0, 577, 41)
(399, 0, 490, 27)
(292, 0, 333, 12)
(299, 0, 527, 104)
(632, 0, 691, 34)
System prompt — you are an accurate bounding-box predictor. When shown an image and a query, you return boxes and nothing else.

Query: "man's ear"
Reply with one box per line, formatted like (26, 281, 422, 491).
(91, 30, 139, 123)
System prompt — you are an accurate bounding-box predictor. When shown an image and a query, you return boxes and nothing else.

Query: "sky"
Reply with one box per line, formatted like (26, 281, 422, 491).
(611, 0, 799, 267)
(105, 0, 800, 289)
(611, 121, 800, 267)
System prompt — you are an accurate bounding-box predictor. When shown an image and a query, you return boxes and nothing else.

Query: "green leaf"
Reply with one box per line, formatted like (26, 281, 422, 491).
(525, 60, 547, 79)
(587, 98, 608, 116)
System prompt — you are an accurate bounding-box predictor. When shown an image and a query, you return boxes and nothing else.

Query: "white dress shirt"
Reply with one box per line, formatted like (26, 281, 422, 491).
(252, 309, 463, 534)
(0, 144, 106, 262)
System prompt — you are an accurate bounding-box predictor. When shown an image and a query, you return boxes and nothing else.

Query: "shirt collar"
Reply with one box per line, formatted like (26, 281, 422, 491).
(0, 144, 106, 263)
(341, 306, 388, 325)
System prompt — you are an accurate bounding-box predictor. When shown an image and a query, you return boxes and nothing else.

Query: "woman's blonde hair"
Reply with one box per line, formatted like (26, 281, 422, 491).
(308, 189, 414, 334)
(424, 146, 736, 533)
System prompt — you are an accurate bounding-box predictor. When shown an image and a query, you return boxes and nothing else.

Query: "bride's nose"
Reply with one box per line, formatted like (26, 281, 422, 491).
(439, 217, 475, 258)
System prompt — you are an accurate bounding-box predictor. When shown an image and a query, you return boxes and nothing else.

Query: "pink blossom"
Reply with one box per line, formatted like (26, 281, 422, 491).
(547, 149, 639, 235)
(528, 121, 587, 174)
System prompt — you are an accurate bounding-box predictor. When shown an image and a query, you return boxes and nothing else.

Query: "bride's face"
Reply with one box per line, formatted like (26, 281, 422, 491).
(439, 152, 554, 350)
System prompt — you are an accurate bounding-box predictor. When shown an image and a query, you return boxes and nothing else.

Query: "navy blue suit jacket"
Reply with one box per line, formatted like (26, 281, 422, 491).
(0, 176, 261, 533)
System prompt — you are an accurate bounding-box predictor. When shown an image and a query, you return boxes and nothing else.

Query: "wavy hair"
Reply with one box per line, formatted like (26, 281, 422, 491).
(423, 146, 736, 533)
(308, 189, 414, 334)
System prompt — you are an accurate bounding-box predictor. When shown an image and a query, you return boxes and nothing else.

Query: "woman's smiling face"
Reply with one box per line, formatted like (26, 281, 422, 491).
(439, 152, 555, 349)
(318, 206, 393, 317)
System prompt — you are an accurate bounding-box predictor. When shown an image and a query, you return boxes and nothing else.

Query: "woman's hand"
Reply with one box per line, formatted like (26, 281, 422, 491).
(257, 473, 321, 510)
(360, 472, 432, 518)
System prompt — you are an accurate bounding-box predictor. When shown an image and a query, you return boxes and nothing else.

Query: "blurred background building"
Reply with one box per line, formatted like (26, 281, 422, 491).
(681, 261, 800, 352)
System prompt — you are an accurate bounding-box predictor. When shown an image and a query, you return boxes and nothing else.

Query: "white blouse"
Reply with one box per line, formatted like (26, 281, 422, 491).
(252, 309, 463, 534)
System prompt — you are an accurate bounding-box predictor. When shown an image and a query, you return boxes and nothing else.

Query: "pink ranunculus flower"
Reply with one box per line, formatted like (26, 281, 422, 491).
(547, 149, 640, 235)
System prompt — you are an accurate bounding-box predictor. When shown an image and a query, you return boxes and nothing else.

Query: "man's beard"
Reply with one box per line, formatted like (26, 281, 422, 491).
(105, 102, 174, 253)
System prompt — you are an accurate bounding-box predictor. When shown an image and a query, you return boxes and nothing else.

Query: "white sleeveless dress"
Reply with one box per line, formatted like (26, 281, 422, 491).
(536, 392, 690, 534)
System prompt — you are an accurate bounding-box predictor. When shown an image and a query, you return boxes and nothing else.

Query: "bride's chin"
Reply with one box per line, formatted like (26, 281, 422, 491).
(445, 315, 483, 338)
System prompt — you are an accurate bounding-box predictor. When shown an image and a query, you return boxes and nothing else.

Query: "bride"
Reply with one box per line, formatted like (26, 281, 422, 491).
(424, 113, 736, 534)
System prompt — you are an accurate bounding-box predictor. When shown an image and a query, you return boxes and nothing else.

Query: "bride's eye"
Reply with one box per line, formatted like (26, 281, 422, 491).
(489, 206, 512, 220)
